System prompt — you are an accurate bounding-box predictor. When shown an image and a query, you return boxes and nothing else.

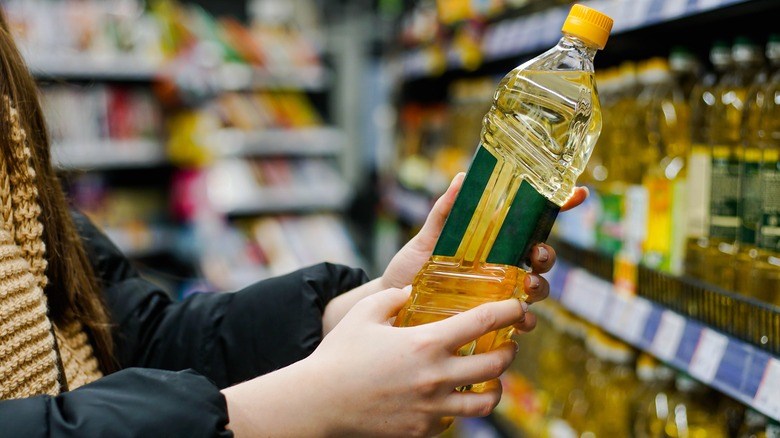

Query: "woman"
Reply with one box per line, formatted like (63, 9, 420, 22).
(0, 8, 586, 437)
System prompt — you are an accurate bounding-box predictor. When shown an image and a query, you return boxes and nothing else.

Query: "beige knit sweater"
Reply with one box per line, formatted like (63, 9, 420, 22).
(0, 98, 102, 400)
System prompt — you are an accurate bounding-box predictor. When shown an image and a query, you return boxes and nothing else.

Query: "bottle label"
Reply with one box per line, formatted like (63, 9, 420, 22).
(739, 156, 761, 246)
(433, 144, 560, 267)
(686, 144, 711, 238)
(643, 176, 672, 269)
(709, 148, 740, 240)
(759, 164, 780, 250)
(597, 190, 623, 255)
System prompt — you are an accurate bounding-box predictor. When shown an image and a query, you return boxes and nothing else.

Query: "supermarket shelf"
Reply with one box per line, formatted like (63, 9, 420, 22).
(384, 184, 435, 226)
(216, 63, 330, 92)
(401, 0, 753, 79)
(546, 252, 780, 422)
(52, 139, 167, 170)
(205, 159, 353, 215)
(24, 51, 160, 82)
(103, 225, 178, 258)
(207, 127, 345, 158)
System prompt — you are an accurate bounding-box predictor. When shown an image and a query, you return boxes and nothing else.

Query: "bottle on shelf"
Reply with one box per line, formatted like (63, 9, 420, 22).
(393, 4, 613, 370)
(630, 354, 677, 438)
(594, 61, 642, 260)
(685, 40, 732, 282)
(704, 37, 765, 291)
(748, 37, 780, 306)
(735, 35, 779, 297)
(664, 374, 730, 438)
(639, 57, 691, 274)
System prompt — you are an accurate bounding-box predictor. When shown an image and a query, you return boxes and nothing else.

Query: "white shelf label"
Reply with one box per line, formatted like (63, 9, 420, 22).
(602, 293, 651, 345)
(689, 328, 729, 384)
(660, 0, 687, 18)
(650, 310, 686, 362)
(625, 298, 653, 345)
(561, 269, 612, 323)
(754, 358, 780, 420)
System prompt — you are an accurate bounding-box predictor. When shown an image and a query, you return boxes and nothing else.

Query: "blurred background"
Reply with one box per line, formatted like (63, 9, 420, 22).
(4, 0, 780, 436)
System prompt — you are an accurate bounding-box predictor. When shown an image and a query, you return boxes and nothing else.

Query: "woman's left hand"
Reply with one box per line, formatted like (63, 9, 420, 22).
(380, 173, 589, 330)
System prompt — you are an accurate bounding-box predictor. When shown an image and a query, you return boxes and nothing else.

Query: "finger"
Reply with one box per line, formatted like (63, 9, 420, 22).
(527, 244, 556, 273)
(561, 186, 589, 212)
(433, 299, 524, 352)
(513, 311, 537, 333)
(440, 378, 503, 418)
(523, 273, 549, 304)
(446, 342, 517, 389)
(416, 172, 465, 246)
(355, 287, 412, 322)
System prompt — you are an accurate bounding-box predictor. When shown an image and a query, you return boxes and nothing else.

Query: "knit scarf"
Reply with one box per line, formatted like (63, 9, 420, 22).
(0, 97, 102, 400)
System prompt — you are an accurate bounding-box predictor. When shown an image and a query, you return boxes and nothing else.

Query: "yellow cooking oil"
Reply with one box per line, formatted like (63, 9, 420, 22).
(685, 40, 732, 281)
(704, 37, 764, 291)
(394, 5, 613, 379)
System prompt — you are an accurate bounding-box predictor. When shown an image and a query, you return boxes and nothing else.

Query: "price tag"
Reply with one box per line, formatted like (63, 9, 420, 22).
(650, 310, 686, 362)
(660, 0, 687, 19)
(561, 269, 612, 323)
(753, 358, 780, 420)
(689, 328, 729, 384)
(696, 0, 723, 11)
(624, 298, 653, 345)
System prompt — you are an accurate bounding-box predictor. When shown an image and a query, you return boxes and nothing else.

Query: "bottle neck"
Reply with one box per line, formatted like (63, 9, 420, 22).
(560, 34, 599, 61)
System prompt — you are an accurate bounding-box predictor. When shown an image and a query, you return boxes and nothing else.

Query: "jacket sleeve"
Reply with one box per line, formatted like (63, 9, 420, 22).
(72, 211, 370, 388)
(0, 368, 231, 438)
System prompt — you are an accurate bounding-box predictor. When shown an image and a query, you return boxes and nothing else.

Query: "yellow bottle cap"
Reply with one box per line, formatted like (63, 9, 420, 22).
(561, 4, 614, 50)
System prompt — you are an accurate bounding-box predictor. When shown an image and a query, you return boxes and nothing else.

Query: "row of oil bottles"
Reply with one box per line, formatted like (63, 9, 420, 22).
(488, 301, 780, 438)
(560, 34, 780, 306)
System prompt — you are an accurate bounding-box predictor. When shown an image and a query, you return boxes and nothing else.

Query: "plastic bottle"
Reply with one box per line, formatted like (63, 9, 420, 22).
(685, 41, 732, 281)
(630, 354, 676, 438)
(705, 37, 764, 291)
(664, 374, 729, 438)
(749, 37, 780, 306)
(736, 35, 780, 304)
(640, 57, 691, 274)
(394, 4, 613, 366)
(596, 62, 641, 257)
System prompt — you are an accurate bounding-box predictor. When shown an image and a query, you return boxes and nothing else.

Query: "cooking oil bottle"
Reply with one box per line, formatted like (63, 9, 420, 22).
(749, 39, 780, 306)
(704, 37, 764, 290)
(664, 374, 729, 438)
(394, 4, 613, 362)
(596, 62, 641, 257)
(640, 57, 691, 274)
(738, 34, 780, 303)
(685, 40, 732, 281)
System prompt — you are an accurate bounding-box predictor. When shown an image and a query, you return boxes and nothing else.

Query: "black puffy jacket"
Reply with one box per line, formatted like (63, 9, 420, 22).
(0, 212, 369, 437)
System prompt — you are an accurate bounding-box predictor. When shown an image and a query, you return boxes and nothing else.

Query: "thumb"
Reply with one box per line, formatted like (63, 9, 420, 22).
(355, 286, 413, 323)
(417, 172, 465, 246)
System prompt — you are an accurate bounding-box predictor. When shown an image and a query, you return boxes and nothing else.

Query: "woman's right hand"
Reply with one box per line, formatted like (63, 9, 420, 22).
(223, 287, 526, 438)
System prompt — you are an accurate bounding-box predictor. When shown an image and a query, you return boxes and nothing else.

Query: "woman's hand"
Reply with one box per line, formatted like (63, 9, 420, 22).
(224, 287, 528, 438)
(323, 175, 587, 335)
(380, 173, 588, 304)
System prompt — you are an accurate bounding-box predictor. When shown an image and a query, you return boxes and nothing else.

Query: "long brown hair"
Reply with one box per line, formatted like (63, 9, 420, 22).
(0, 10, 116, 373)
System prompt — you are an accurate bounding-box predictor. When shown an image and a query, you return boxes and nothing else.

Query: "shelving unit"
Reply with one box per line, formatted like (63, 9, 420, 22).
(389, 0, 780, 434)
(547, 239, 780, 421)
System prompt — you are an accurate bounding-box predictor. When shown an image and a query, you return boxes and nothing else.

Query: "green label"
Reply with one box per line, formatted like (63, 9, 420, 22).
(759, 166, 780, 250)
(739, 161, 761, 245)
(487, 180, 560, 267)
(433, 145, 496, 257)
(710, 156, 740, 239)
(433, 144, 560, 267)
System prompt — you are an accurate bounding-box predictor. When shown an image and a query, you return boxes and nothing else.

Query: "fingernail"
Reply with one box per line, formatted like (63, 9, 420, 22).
(513, 340, 520, 353)
(402, 285, 412, 293)
(536, 246, 549, 262)
(520, 301, 528, 312)
(527, 275, 540, 289)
